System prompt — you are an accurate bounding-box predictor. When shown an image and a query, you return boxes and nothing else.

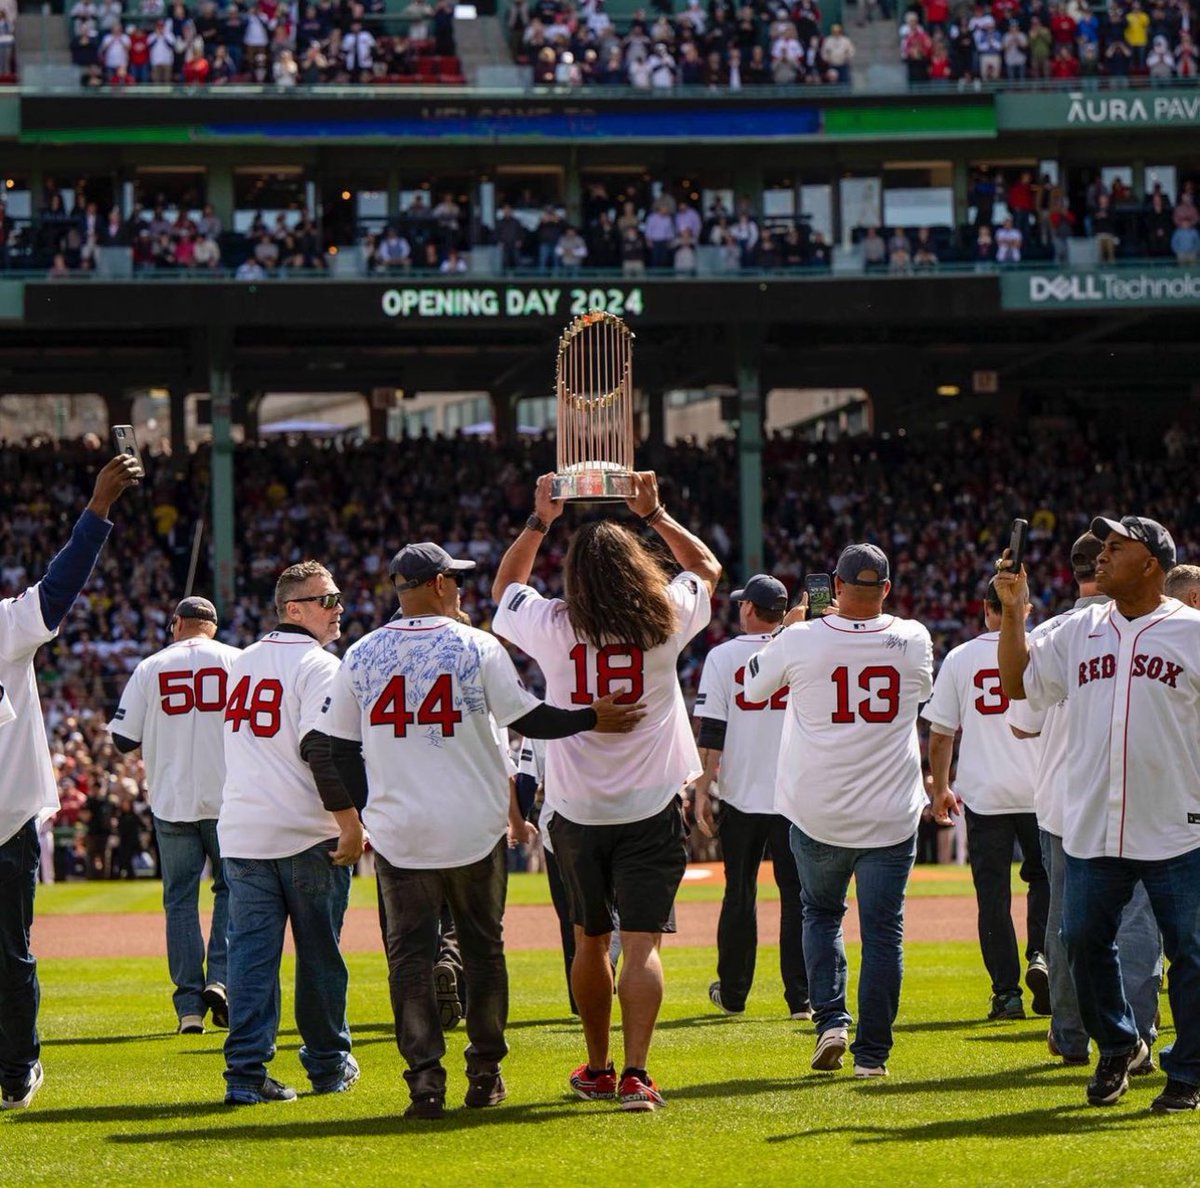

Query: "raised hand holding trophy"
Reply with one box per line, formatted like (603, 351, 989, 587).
(550, 310, 637, 502)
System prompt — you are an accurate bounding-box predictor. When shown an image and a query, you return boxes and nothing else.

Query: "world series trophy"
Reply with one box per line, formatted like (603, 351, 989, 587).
(550, 310, 637, 502)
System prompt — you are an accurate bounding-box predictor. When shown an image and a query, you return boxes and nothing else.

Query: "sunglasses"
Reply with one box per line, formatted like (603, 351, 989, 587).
(289, 592, 344, 609)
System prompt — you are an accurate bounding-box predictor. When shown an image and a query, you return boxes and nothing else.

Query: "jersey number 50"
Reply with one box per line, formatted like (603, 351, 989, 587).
(158, 668, 228, 716)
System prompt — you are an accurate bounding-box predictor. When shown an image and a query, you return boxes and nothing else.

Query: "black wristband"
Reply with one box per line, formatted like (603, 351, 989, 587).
(526, 514, 549, 534)
(640, 504, 666, 527)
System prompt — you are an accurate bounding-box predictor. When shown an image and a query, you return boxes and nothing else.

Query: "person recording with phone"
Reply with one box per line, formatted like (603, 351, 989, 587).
(0, 452, 142, 1112)
(693, 574, 810, 1022)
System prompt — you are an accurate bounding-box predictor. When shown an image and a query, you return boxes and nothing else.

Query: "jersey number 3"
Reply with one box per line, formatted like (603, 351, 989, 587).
(369, 673, 463, 737)
(973, 668, 1010, 715)
(830, 665, 901, 723)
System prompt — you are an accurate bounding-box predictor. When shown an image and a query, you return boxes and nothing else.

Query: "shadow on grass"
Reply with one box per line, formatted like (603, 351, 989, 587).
(765, 1102, 1162, 1145)
(11, 1102, 234, 1125)
(41, 1033, 177, 1046)
(106, 1098, 583, 1142)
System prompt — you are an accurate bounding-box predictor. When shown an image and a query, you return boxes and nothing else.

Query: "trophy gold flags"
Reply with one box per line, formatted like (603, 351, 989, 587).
(550, 310, 636, 502)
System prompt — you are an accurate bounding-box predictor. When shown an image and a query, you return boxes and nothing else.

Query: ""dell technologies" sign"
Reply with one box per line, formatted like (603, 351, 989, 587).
(1001, 270, 1200, 310)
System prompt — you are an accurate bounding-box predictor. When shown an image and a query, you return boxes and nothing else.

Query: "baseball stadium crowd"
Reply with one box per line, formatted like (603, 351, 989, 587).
(2, 417, 1197, 881)
(69, 0, 463, 87)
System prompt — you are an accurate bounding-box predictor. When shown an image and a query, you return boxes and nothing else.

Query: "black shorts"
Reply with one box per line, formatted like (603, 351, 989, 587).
(547, 796, 688, 937)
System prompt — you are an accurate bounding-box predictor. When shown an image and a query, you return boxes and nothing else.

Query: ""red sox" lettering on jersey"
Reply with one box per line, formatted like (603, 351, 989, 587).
(1077, 652, 1185, 688)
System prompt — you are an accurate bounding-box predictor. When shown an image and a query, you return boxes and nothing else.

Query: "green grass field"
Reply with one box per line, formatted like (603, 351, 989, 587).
(3, 939, 1188, 1186)
(31, 865, 1015, 915)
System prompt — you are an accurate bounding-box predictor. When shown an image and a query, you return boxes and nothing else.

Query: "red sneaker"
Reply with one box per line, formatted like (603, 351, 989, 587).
(618, 1072, 665, 1112)
(569, 1063, 617, 1101)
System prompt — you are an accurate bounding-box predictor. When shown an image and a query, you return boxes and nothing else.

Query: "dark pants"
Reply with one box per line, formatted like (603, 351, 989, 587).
(0, 819, 40, 1094)
(965, 807, 1048, 997)
(716, 805, 808, 1013)
(1064, 846, 1200, 1084)
(376, 840, 509, 1099)
(544, 847, 579, 1014)
(375, 879, 463, 985)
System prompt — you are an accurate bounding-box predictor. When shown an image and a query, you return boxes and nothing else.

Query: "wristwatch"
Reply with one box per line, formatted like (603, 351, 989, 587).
(525, 514, 549, 534)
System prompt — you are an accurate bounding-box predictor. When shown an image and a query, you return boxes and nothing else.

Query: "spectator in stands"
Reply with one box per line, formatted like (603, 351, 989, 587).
(0, 12, 14, 76)
(974, 13, 1002, 78)
(343, 19, 376, 79)
(744, 43, 770, 83)
(644, 200, 676, 268)
(729, 209, 759, 267)
(620, 224, 646, 276)
(1145, 190, 1174, 257)
(274, 47, 299, 85)
(1092, 193, 1117, 263)
(1147, 33, 1175, 76)
(995, 216, 1022, 265)
(1049, 194, 1075, 264)
(974, 224, 994, 269)
(587, 211, 620, 269)
(1049, 41, 1080, 76)
(861, 225, 885, 268)
(494, 204, 524, 271)
(647, 41, 677, 86)
(555, 225, 588, 273)
(376, 227, 411, 271)
(771, 21, 804, 82)
(99, 23, 131, 81)
(1104, 25, 1133, 76)
(1171, 222, 1200, 266)
(1178, 30, 1198, 75)
(433, 0, 455, 56)
(1027, 13, 1052, 74)
(887, 227, 913, 273)
(928, 39, 952, 78)
(902, 12, 934, 81)
(1125, 0, 1150, 63)
(439, 246, 467, 272)
(536, 206, 563, 272)
(821, 23, 854, 82)
(913, 227, 938, 269)
(235, 256, 266, 280)
(193, 232, 221, 268)
(183, 37, 210, 82)
(1002, 18, 1027, 77)
(148, 18, 176, 83)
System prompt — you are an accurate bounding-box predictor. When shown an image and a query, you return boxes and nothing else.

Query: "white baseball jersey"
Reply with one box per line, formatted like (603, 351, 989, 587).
(322, 614, 539, 869)
(0, 587, 59, 846)
(493, 572, 710, 826)
(217, 626, 343, 860)
(107, 636, 241, 822)
(745, 613, 934, 848)
(1022, 597, 1200, 860)
(921, 631, 1041, 815)
(694, 631, 788, 814)
(1005, 596, 1109, 836)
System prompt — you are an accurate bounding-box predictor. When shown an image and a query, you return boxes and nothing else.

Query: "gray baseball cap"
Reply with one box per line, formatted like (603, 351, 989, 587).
(729, 574, 788, 612)
(389, 542, 476, 590)
(173, 596, 218, 624)
(1070, 532, 1103, 580)
(835, 543, 890, 586)
(1089, 515, 1176, 573)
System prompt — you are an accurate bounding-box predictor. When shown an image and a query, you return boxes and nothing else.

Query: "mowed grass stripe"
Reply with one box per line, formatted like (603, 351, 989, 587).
(2, 943, 1185, 1186)
(32, 865, 1003, 915)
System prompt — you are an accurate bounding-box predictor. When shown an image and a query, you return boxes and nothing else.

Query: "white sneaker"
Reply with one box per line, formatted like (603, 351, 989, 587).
(790, 1004, 814, 1021)
(811, 1027, 849, 1071)
(853, 1064, 888, 1078)
(178, 1015, 205, 1035)
(0, 1061, 44, 1110)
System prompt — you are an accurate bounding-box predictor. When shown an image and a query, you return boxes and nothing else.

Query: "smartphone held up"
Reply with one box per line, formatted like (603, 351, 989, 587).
(111, 425, 146, 481)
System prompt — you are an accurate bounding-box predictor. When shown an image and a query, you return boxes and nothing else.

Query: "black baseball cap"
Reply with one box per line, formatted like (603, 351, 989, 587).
(1070, 532, 1103, 581)
(173, 596, 218, 624)
(389, 542, 476, 590)
(835, 543, 890, 586)
(1089, 515, 1177, 573)
(729, 574, 788, 613)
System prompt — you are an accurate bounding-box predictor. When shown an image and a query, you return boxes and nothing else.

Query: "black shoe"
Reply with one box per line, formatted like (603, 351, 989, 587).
(1129, 1045, 1156, 1077)
(1150, 1079, 1200, 1113)
(1025, 955, 1051, 1017)
(464, 1072, 507, 1109)
(203, 983, 229, 1030)
(987, 993, 1025, 1020)
(434, 961, 463, 1031)
(1087, 1040, 1147, 1107)
(404, 1093, 446, 1120)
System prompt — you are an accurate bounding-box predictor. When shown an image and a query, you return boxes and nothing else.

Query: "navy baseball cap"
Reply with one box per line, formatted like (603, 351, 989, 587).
(1089, 516, 1176, 573)
(390, 542, 476, 590)
(1070, 532, 1103, 580)
(173, 596, 218, 624)
(729, 574, 788, 612)
(836, 543, 890, 586)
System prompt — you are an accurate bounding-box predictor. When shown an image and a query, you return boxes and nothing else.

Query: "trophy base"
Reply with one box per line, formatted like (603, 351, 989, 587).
(551, 470, 636, 503)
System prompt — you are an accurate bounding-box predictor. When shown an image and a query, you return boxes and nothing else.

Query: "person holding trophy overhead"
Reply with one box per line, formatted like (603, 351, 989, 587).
(492, 470, 720, 1112)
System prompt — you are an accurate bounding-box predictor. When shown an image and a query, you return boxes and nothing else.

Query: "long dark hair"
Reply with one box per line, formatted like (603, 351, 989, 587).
(561, 521, 677, 651)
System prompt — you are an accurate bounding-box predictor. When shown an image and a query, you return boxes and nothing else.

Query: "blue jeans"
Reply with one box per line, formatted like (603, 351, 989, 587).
(1063, 847, 1199, 1085)
(223, 841, 352, 1090)
(1041, 830, 1161, 1060)
(0, 819, 40, 1093)
(153, 816, 228, 1021)
(790, 826, 916, 1068)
